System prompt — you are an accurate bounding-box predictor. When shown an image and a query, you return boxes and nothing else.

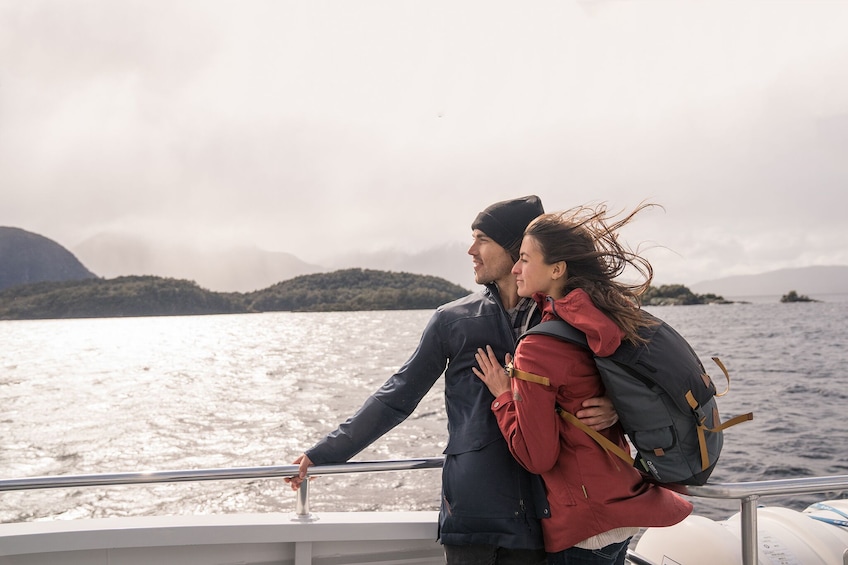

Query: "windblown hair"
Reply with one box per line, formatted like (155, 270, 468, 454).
(524, 202, 660, 344)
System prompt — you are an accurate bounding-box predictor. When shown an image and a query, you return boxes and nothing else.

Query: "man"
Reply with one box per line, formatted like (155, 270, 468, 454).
(286, 196, 617, 564)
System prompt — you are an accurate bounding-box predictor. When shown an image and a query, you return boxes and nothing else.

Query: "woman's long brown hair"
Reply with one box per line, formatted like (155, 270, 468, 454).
(524, 202, 660, 343)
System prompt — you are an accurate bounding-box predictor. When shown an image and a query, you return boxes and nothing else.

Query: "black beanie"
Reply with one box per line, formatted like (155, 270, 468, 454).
(471, 195, 544, 257)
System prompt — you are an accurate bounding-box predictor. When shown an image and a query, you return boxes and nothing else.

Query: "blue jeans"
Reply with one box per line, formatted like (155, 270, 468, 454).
(443, 544, 547, 565)
(546, 539, 631, 565)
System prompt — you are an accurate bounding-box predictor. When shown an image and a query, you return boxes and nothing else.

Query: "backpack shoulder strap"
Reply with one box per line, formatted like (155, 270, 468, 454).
(557, 408, 635, 466)
(514, 319, 637, 468)
(520, 319, 590, 349)
(511, 319, 591, 387)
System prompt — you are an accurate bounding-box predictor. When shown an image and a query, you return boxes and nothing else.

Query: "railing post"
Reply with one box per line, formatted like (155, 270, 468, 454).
(739, 495, 759, 565)
(294, 476, 316, 521)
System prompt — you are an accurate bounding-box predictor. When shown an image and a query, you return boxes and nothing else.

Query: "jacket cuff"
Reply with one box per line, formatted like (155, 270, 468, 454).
(491, 390, 513, 411)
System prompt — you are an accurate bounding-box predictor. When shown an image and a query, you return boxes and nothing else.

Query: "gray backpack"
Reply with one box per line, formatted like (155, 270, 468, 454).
(514, 312, 752, 485)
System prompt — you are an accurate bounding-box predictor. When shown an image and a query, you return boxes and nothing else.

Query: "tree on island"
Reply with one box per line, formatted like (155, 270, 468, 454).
(641, 284, 729, 306)
(780, 290, 817, 303)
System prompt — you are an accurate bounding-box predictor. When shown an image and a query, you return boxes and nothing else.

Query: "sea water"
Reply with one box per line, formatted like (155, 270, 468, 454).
(1, 295, 847, 524)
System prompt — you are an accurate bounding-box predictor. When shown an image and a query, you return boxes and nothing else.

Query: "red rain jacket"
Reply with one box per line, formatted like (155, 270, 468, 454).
(490, 288, 693, 552)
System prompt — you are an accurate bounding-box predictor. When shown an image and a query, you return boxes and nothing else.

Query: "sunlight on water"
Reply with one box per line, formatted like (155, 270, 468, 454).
(2, 299, 847, 523)
(1, 311, 443, 522)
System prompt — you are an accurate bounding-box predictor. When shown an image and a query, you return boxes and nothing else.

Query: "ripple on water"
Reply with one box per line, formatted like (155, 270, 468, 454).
(1, 304, 847, 523)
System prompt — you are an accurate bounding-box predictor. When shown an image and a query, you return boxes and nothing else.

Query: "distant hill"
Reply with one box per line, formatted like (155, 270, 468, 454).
(0, 227, 96, 291)
(246, 268, 471, 312)
(690, 266, 848, 297)
(0, 269, 471, 320)
(0, 275, 245, 319)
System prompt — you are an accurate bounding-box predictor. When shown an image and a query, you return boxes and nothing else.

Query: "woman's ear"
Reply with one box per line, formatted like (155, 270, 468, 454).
(551, 261, 567, 281)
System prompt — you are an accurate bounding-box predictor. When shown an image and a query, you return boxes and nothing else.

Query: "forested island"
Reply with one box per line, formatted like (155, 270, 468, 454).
(0, 269, 471, 320)
(641, 284, 729, 306)
(0, 271, 736, 321)
(780, 290, 818, 303)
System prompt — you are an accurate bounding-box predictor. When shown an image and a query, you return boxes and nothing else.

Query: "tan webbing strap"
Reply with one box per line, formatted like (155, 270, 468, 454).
(708, 412, 754, 433)
(709, 361, 756, 440)
(692, 413, 753, 470)
(711, 356, 731, 397)
(686, 390, 711, 468)
(513, 366, 752, 474)
(696, 423, 709, 470)
(509, 366, 634, 466)
(508, 366, 551, 387)
(557, 408, 635, 466)
(686, 389, 754, 470)
(685, 391, 699, 410)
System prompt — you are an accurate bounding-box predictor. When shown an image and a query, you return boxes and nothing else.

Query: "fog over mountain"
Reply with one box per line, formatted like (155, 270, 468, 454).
(73, 233, 326, 293)
(71, 232, 848, 297)
(689, 266, 848, 298)
(73, 234, 477, 293)
(4, 227, 845, 298)
(324, 242, 478, 292)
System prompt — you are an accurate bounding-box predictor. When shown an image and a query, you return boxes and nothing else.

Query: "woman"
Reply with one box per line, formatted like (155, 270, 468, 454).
(473, 203, 693, 565)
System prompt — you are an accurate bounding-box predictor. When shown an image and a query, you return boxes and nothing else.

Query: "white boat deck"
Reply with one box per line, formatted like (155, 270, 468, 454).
(2, 458, 847, 565)
(0, 510, 443, 565)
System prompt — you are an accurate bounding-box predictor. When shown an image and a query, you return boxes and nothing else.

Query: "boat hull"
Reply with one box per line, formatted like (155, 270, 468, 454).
(634, 499, 848, 565)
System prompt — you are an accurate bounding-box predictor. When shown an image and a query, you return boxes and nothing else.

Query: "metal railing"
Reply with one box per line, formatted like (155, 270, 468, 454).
(632, 475, 848, 565)
(1, 459, 846, 565)
(0, 457, 445, 519)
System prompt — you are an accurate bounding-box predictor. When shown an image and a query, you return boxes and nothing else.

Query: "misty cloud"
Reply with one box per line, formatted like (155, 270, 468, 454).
(2, 1, 848, 286)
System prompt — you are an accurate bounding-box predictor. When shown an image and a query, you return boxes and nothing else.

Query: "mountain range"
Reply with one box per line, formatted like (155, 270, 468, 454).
(689, 266, 848, 298)
(0, 227, 95, 290)
(2, 227, 847, 298)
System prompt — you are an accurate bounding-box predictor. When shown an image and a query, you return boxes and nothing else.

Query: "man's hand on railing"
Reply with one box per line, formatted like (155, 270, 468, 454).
(284, 454, 314, 491)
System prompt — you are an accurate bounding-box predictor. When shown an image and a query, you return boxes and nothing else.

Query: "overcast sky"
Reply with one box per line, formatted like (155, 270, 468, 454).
(2, 1, 847, 286)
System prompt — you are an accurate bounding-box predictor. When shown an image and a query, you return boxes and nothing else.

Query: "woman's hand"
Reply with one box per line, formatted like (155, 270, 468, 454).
(472, 345, 512, 398)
